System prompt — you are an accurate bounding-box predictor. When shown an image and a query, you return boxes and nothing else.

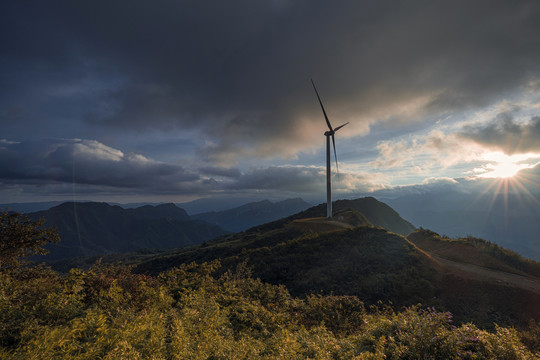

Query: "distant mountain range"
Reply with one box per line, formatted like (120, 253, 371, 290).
(7, 191, 537, 261)
(18, 198, 313, 261)
(191, 198, 311, 232)
(18, 197, 413, 263)
(28, 202, 226, 261)
(384, 192, 540, 260)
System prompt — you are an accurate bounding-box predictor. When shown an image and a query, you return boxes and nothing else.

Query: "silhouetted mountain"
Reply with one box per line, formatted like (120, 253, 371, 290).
(385, 192, 540, 260)
(178, 197, 270, 214)
(127, 203, 189, 220)
(134, 203, 540, 329)
(191, 198, 311, 232)
(29, 202, 227, 261)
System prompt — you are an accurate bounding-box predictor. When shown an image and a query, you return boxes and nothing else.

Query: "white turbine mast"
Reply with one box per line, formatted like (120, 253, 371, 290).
(311, 79, 349, 218)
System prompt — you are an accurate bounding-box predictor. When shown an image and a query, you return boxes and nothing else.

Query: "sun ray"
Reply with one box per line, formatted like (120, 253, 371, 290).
(470, 160, 540, 226)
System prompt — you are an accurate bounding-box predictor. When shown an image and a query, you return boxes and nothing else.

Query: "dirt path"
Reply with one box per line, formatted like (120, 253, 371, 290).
(429, 253, 540, 295)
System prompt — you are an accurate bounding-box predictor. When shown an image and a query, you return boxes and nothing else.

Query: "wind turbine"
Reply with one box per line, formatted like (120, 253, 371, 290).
(311, 79, 349, 218)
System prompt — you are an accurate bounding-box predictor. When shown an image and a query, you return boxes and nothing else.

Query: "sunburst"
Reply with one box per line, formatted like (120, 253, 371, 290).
(477, 152, 538, 179)
(473, 155, 540, 218)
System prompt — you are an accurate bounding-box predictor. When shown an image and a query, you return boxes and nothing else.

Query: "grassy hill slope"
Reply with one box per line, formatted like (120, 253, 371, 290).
(407, 229, 540, 327)
(135, 210, 540, 328)
(408, 228, 540, 277)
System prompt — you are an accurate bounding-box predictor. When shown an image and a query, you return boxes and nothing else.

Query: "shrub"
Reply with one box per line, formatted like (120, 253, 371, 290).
(1, 261, 538, 359)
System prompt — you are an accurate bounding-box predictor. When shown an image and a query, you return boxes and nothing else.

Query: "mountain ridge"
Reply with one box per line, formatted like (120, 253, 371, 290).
(29, 202, 227, 261)
(191, 198, 311, 232)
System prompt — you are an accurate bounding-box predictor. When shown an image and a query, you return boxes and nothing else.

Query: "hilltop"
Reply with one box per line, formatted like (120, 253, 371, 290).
(246, 197, 415, 236)
(282, 197, 415, 236)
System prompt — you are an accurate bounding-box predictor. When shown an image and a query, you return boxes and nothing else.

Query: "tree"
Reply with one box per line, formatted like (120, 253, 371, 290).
(0, 211, 60, 269)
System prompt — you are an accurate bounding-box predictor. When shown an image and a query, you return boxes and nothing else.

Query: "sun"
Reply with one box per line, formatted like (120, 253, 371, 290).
(477, 152, 537, 179)
(480, 160, 522, 178)
(469, 151, 540, 223)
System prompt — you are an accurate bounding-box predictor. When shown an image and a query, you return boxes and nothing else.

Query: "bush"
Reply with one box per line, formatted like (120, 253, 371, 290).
(1, 261, 537, 359)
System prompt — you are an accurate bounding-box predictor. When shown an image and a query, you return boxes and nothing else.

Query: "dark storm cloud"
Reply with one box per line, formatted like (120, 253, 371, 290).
(3, 0, 540, 162)
(0, 139, 200, 191)
(460, 115, 540, 154)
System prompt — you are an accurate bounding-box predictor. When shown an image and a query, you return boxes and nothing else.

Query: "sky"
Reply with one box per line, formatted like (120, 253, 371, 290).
(1, 0, 540, 206)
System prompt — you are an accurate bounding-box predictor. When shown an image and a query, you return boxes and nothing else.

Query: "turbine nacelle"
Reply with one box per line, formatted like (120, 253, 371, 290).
(325, 122, 349, 136)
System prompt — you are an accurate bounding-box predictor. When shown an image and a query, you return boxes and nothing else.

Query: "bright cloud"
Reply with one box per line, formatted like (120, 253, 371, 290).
(474, 152, 540, 178)
(370, 130, 485, 174)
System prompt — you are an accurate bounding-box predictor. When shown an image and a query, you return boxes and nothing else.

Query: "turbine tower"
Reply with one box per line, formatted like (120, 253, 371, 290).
(311, 79, 349, 218)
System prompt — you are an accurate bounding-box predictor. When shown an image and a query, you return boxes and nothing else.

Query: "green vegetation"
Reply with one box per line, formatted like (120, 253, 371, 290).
(1, 261, 539, 359)
(225, 227, 439, 306)
(135, 221, 440, 310)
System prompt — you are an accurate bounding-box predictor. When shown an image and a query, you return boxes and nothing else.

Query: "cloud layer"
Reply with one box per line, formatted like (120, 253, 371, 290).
(3, 1, 540, 163)
(0, 139, 379, 201)
(460, 115, 540, 155)
(0, 139, 197, 189)
(2, 1, 540, 202)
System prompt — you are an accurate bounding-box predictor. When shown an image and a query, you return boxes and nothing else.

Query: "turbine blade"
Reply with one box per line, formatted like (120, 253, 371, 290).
(333, 122, 349, 132)
(332, 134, 340, 180)
(311, 78, 333, 131)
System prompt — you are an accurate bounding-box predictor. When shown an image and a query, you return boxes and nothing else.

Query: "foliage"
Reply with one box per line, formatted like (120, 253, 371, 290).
(521, 320, 540, 354)
(0, 211, 60, 269)
(0, 261, 538, 359)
